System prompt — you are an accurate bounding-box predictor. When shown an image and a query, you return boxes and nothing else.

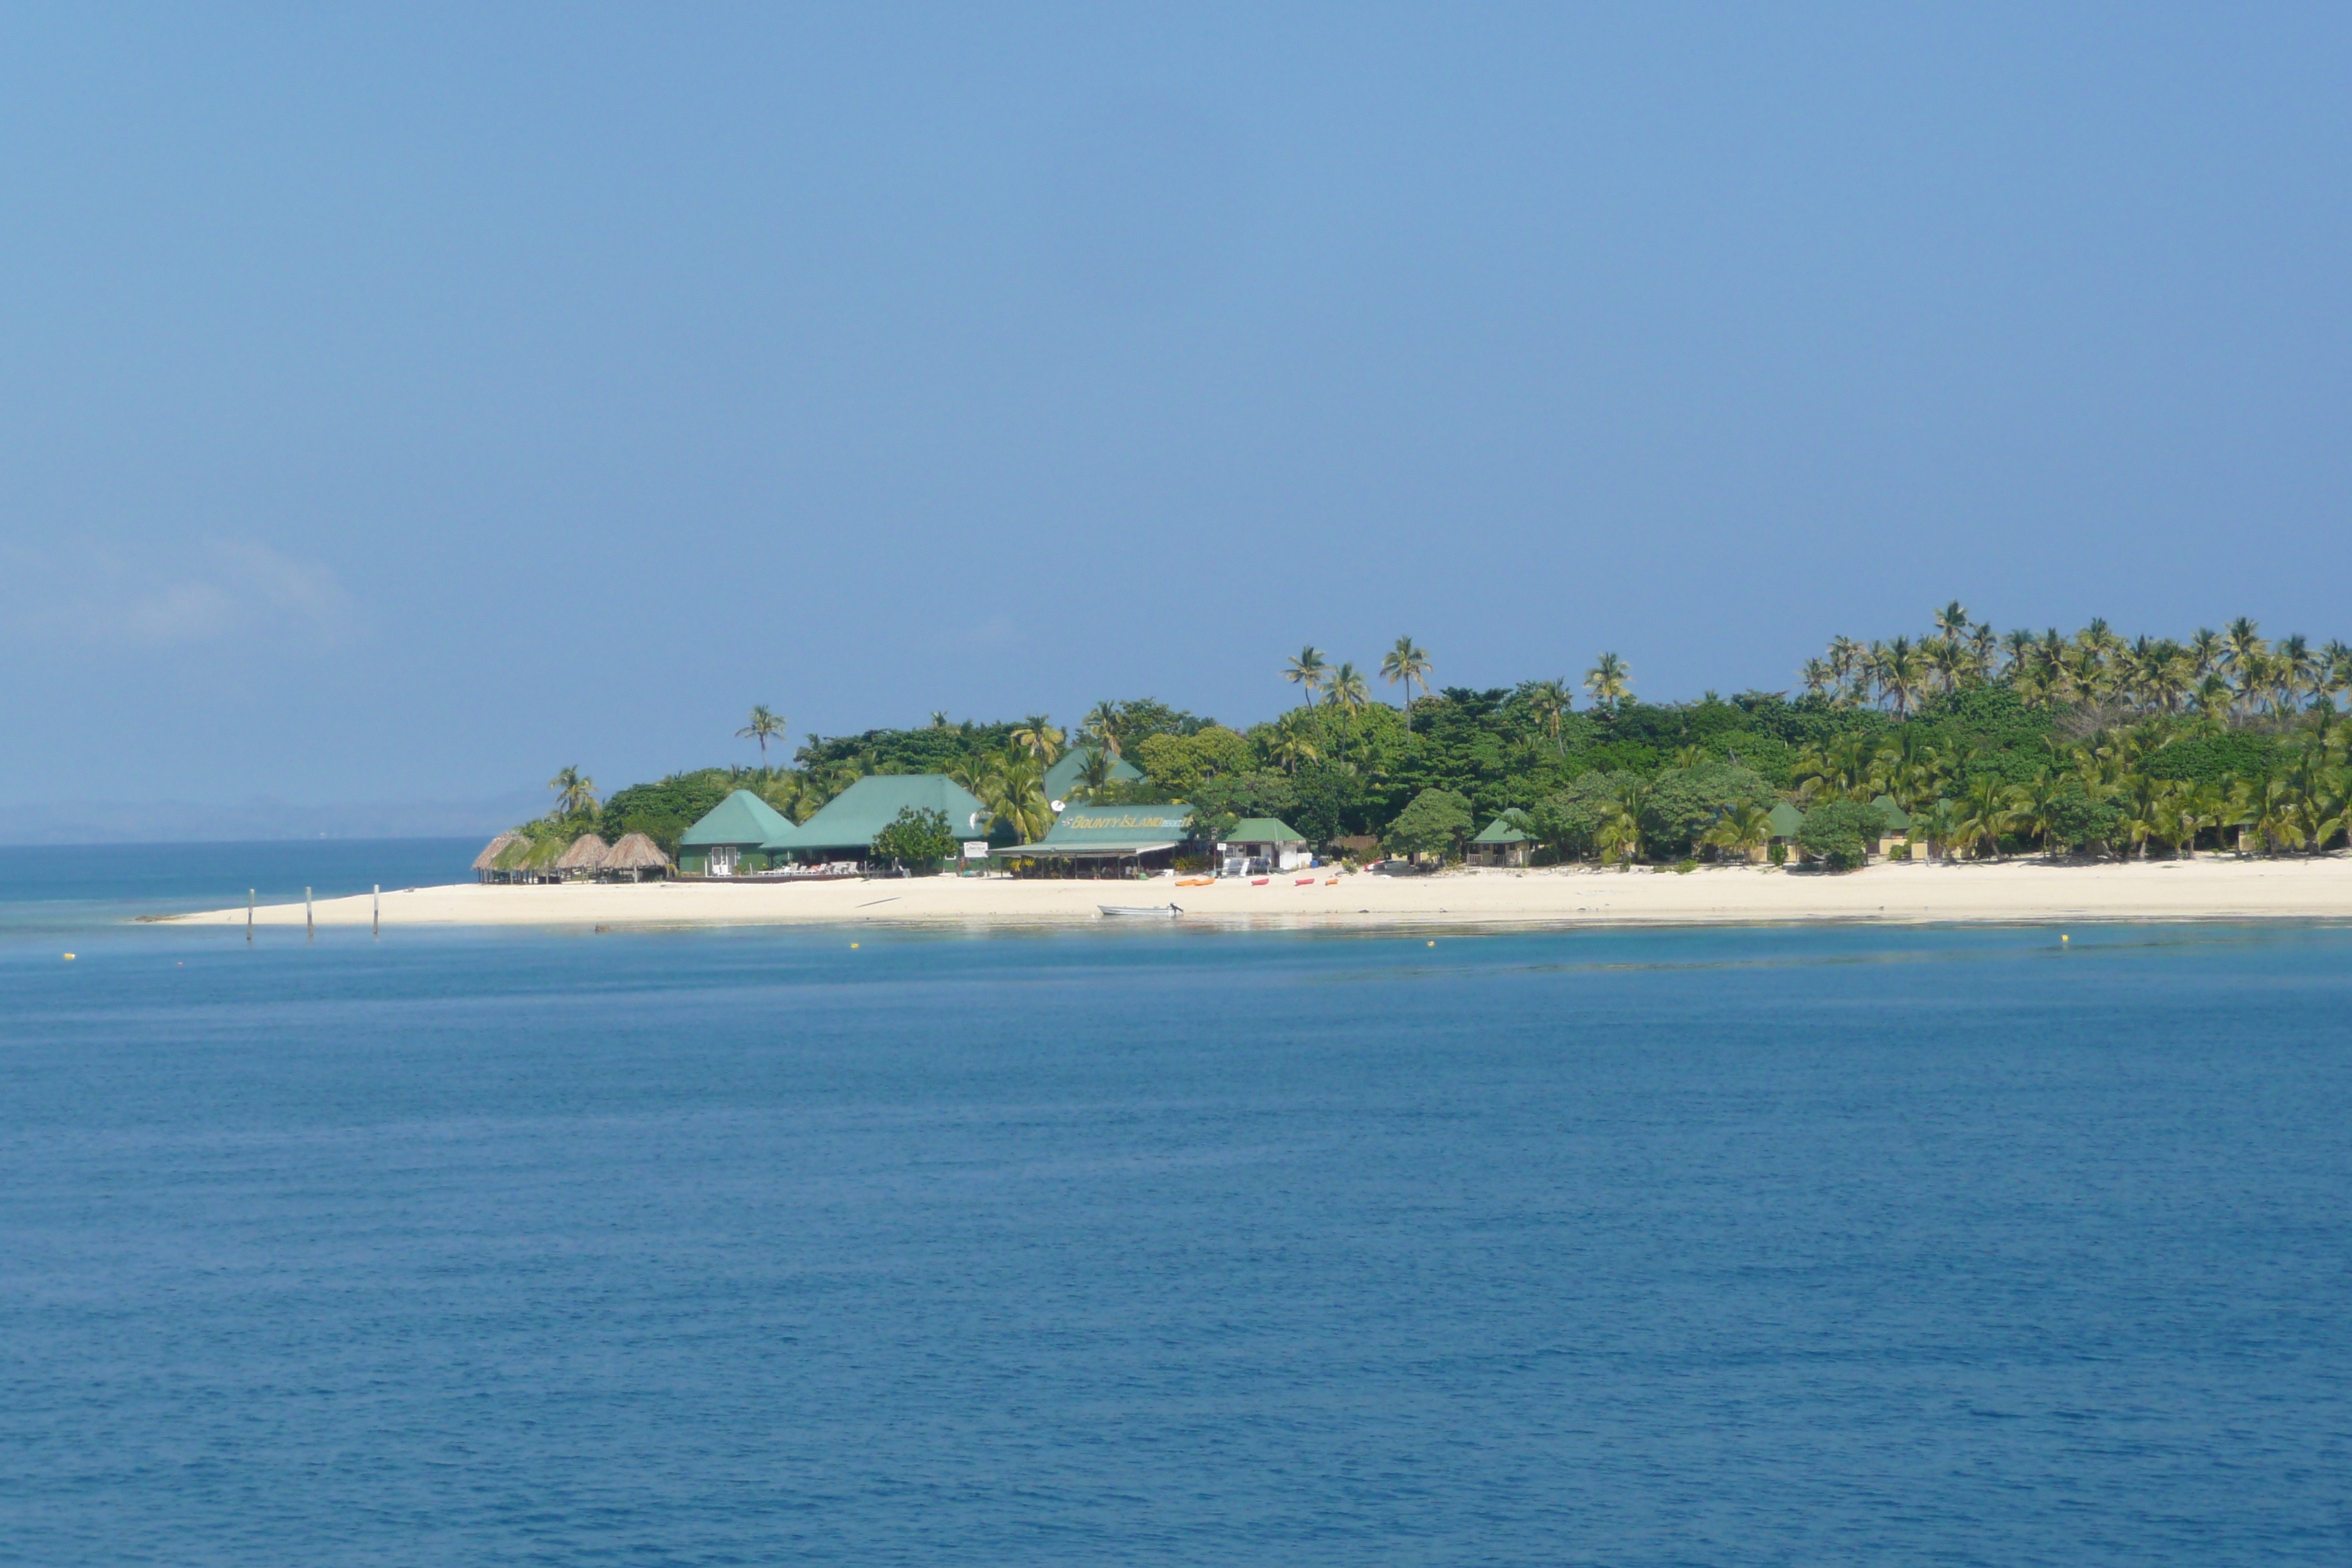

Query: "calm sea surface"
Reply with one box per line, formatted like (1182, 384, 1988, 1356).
(2, 845, 2348, 1564)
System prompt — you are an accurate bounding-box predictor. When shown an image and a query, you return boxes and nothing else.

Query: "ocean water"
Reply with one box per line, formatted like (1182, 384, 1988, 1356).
(2, 859, 2348, 1564)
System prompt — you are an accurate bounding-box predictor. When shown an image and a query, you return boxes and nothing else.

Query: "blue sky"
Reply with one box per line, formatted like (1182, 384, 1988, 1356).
(5, 5, 2348, 810)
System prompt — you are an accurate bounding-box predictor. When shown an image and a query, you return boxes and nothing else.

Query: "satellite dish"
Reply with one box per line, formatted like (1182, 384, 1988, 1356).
(1050, 799, 1066, 813)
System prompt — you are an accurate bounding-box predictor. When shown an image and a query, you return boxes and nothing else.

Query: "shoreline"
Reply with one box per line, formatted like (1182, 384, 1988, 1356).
(158, 855, 2352, 931)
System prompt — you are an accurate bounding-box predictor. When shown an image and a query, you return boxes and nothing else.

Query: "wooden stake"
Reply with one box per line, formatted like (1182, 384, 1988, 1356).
(306, 886, 314, 941)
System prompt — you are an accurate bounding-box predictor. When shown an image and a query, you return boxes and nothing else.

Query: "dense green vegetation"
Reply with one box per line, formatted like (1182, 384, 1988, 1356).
(518, 608, 2352, 869)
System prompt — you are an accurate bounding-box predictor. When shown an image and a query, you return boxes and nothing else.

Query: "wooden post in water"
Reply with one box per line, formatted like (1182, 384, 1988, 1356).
(306, 886, 314, 942)
(373, 885, 380, 938)
(247, 889, 255, 944)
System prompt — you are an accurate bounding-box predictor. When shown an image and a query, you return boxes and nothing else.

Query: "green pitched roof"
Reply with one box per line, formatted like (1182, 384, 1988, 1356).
(679, 788, 800, 849)
(1870, 794, 1912, 832)
(1002, 802, 1194, 856)
(1472, 815, 1529, 843)
(791, 774, 993, 852)
(1226, 817, 1305, 843)
(1765, 802, 1806, 838)
(1042, 746, 1145, 799)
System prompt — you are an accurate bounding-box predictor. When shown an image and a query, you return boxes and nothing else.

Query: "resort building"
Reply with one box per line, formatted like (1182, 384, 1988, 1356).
(677, 788, 800, 876)
(1218, 818, 1310, 876)
(472, 832, 523, 883)
(1041, 745, 1144, 803)
(789, 774, 994, 867)
(602, 832, 674, 881)
(1870, 794, 1912, 857)
(1765, 802, 1806, 864)
(997, 803, 1194, 877)
(555, 833, 611, 881)
(1468, 815, 1531, 867)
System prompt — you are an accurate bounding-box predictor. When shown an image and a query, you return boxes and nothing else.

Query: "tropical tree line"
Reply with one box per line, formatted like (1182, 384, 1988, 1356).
(519, 608, 2352, 867)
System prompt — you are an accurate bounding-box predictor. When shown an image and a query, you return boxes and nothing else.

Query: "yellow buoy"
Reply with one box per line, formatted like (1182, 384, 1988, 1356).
(63, 954, 75, 961)
(2061, 934, 2069, 943)
(851, 942, 860, 949)
(1427, 940, 1436, 947)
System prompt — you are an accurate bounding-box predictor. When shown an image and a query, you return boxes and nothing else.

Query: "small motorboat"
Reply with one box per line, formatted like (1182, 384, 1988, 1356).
(1098, 902, 1183, 918)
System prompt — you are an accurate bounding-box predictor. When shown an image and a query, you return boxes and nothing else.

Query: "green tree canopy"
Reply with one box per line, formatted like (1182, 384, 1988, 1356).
(1384, 787, 1474, 859)
(870, 807, 958, 873)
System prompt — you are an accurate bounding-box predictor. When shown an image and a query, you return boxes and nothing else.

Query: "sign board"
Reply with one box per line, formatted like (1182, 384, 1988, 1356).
(962, 841, 990, 859)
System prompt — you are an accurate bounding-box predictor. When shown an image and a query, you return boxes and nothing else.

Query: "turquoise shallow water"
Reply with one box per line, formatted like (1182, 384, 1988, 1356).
(2, 851, 2349, 1564)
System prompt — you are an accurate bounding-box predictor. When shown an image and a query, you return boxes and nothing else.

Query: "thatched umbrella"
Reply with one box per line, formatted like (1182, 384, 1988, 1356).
(602, 832, 674, 882)
(472, 832, 522, 881)
(556, 834, 611, 878)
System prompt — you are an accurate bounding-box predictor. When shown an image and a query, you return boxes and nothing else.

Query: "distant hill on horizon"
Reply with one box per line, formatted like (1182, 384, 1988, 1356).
(0, 791, 547, 846)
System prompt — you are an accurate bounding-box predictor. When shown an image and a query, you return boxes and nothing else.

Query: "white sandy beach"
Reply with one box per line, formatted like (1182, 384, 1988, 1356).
(168, 855, 2352, 930)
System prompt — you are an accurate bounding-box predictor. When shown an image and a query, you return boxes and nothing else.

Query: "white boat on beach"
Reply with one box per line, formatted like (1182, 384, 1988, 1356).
(1098, 903, 1183, 919)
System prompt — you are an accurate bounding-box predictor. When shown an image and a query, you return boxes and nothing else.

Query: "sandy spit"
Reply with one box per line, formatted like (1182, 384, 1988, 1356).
(161, 856, 2352, 931)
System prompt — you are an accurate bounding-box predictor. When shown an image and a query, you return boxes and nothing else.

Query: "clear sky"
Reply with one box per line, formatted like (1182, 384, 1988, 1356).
(5, 5, 2348, 809)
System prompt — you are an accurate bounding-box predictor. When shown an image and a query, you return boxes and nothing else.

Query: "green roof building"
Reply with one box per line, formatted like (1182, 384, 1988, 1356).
(997, 802, 1194, 874)
(1216, 815, 1311, 874)
(1869, 794, 1912, 834)
(677, 789, 800, 876)
(1765, 802, 1806, 840)
(790, 774, 993, 859)
(1469, 813, 1531, 867)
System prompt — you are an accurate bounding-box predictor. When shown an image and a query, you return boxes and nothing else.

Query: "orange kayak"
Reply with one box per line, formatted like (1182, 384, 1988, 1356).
(1176, 877, 1213, 887)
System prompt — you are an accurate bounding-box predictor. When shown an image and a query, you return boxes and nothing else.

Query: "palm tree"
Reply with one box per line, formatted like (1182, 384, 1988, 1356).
(1827, 636, 1861, 689)
(1267, 712, 1322, 774)
(1382, 636, 1433, 731)
(548, 766, 598, 818)
(2232, 775, 2306, 854)
(2223, 617, 2266, 676)
(980, 752, 1051, 843)
(1520, 678, 1572, 750)
(736, 705, 785, 767)
(930, 710, 951, 729)
(1584, 651, 1630, 712)
(1704, 802, 1774, 862)
(2320, 639, 2352, 712)
(2277, 634, 2318, 709)
(1967, 622, 1999, 682)
(1799, 657, 1831, 698)
(2187, 627, 2224, 680)
(1932, 600, 1971, 641)
(1951, 774, 2015, 860)
(1284, 647, 1329, 707)
(1011, 715, 1064, 765)
(1080, 700, 1125, 757)
(1327, 662, 1371, 717)
(1877, 635, 1923, 717)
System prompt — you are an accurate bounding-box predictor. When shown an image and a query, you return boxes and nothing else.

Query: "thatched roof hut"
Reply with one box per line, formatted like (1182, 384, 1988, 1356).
(472, 832, 523, 877)
(556, 833, 611, 875)
(602, 832, 674, 881)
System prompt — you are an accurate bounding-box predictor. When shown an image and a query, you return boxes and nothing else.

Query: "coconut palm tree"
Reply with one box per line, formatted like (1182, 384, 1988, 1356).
(2277, 634, 2318, 709)
(1933, 600, 1971, 641)
(1799, 657, 1831, 698)
(1704, 802, 1774, 862)
(1877, 635, 1924, 717)
(2232, 775, 2305, 854)
(1520, 678, 1571, 750)
(1080, 700, 1125, 757)
(981, 752, 1051, 843)
(548, 766, 598, 818)
(736, 705, 786, 767)
(1584, 651, 1630, 712)
(1597, 779, 1648, 867)
(1266, 712, 1322, 774)
(1950, 774, 2015, 860)
(1327, 662, 1371, 717)
(2320, 640, 2352, 712)
(1382, 636, 1433, 731)
(1283, 647, 1329, 707)
(1011, 715, 1064, 765)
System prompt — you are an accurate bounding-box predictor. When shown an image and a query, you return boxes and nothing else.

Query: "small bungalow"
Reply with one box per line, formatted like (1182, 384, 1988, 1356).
(1218, 817, 1309, 876)
(1469, 815, 1531, 868)
(790, 774, 994, 868)
(1870, 794, 1913, 857)
(602, 832, 674, 882)
(472, 832, 523, 884)
(678, 788, 801, 876)
(998, 802, 1194, 877)
(1765, 802, 1806, 864)
(1042, 745, 1145, 803)
(555, 834, 611, 880)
